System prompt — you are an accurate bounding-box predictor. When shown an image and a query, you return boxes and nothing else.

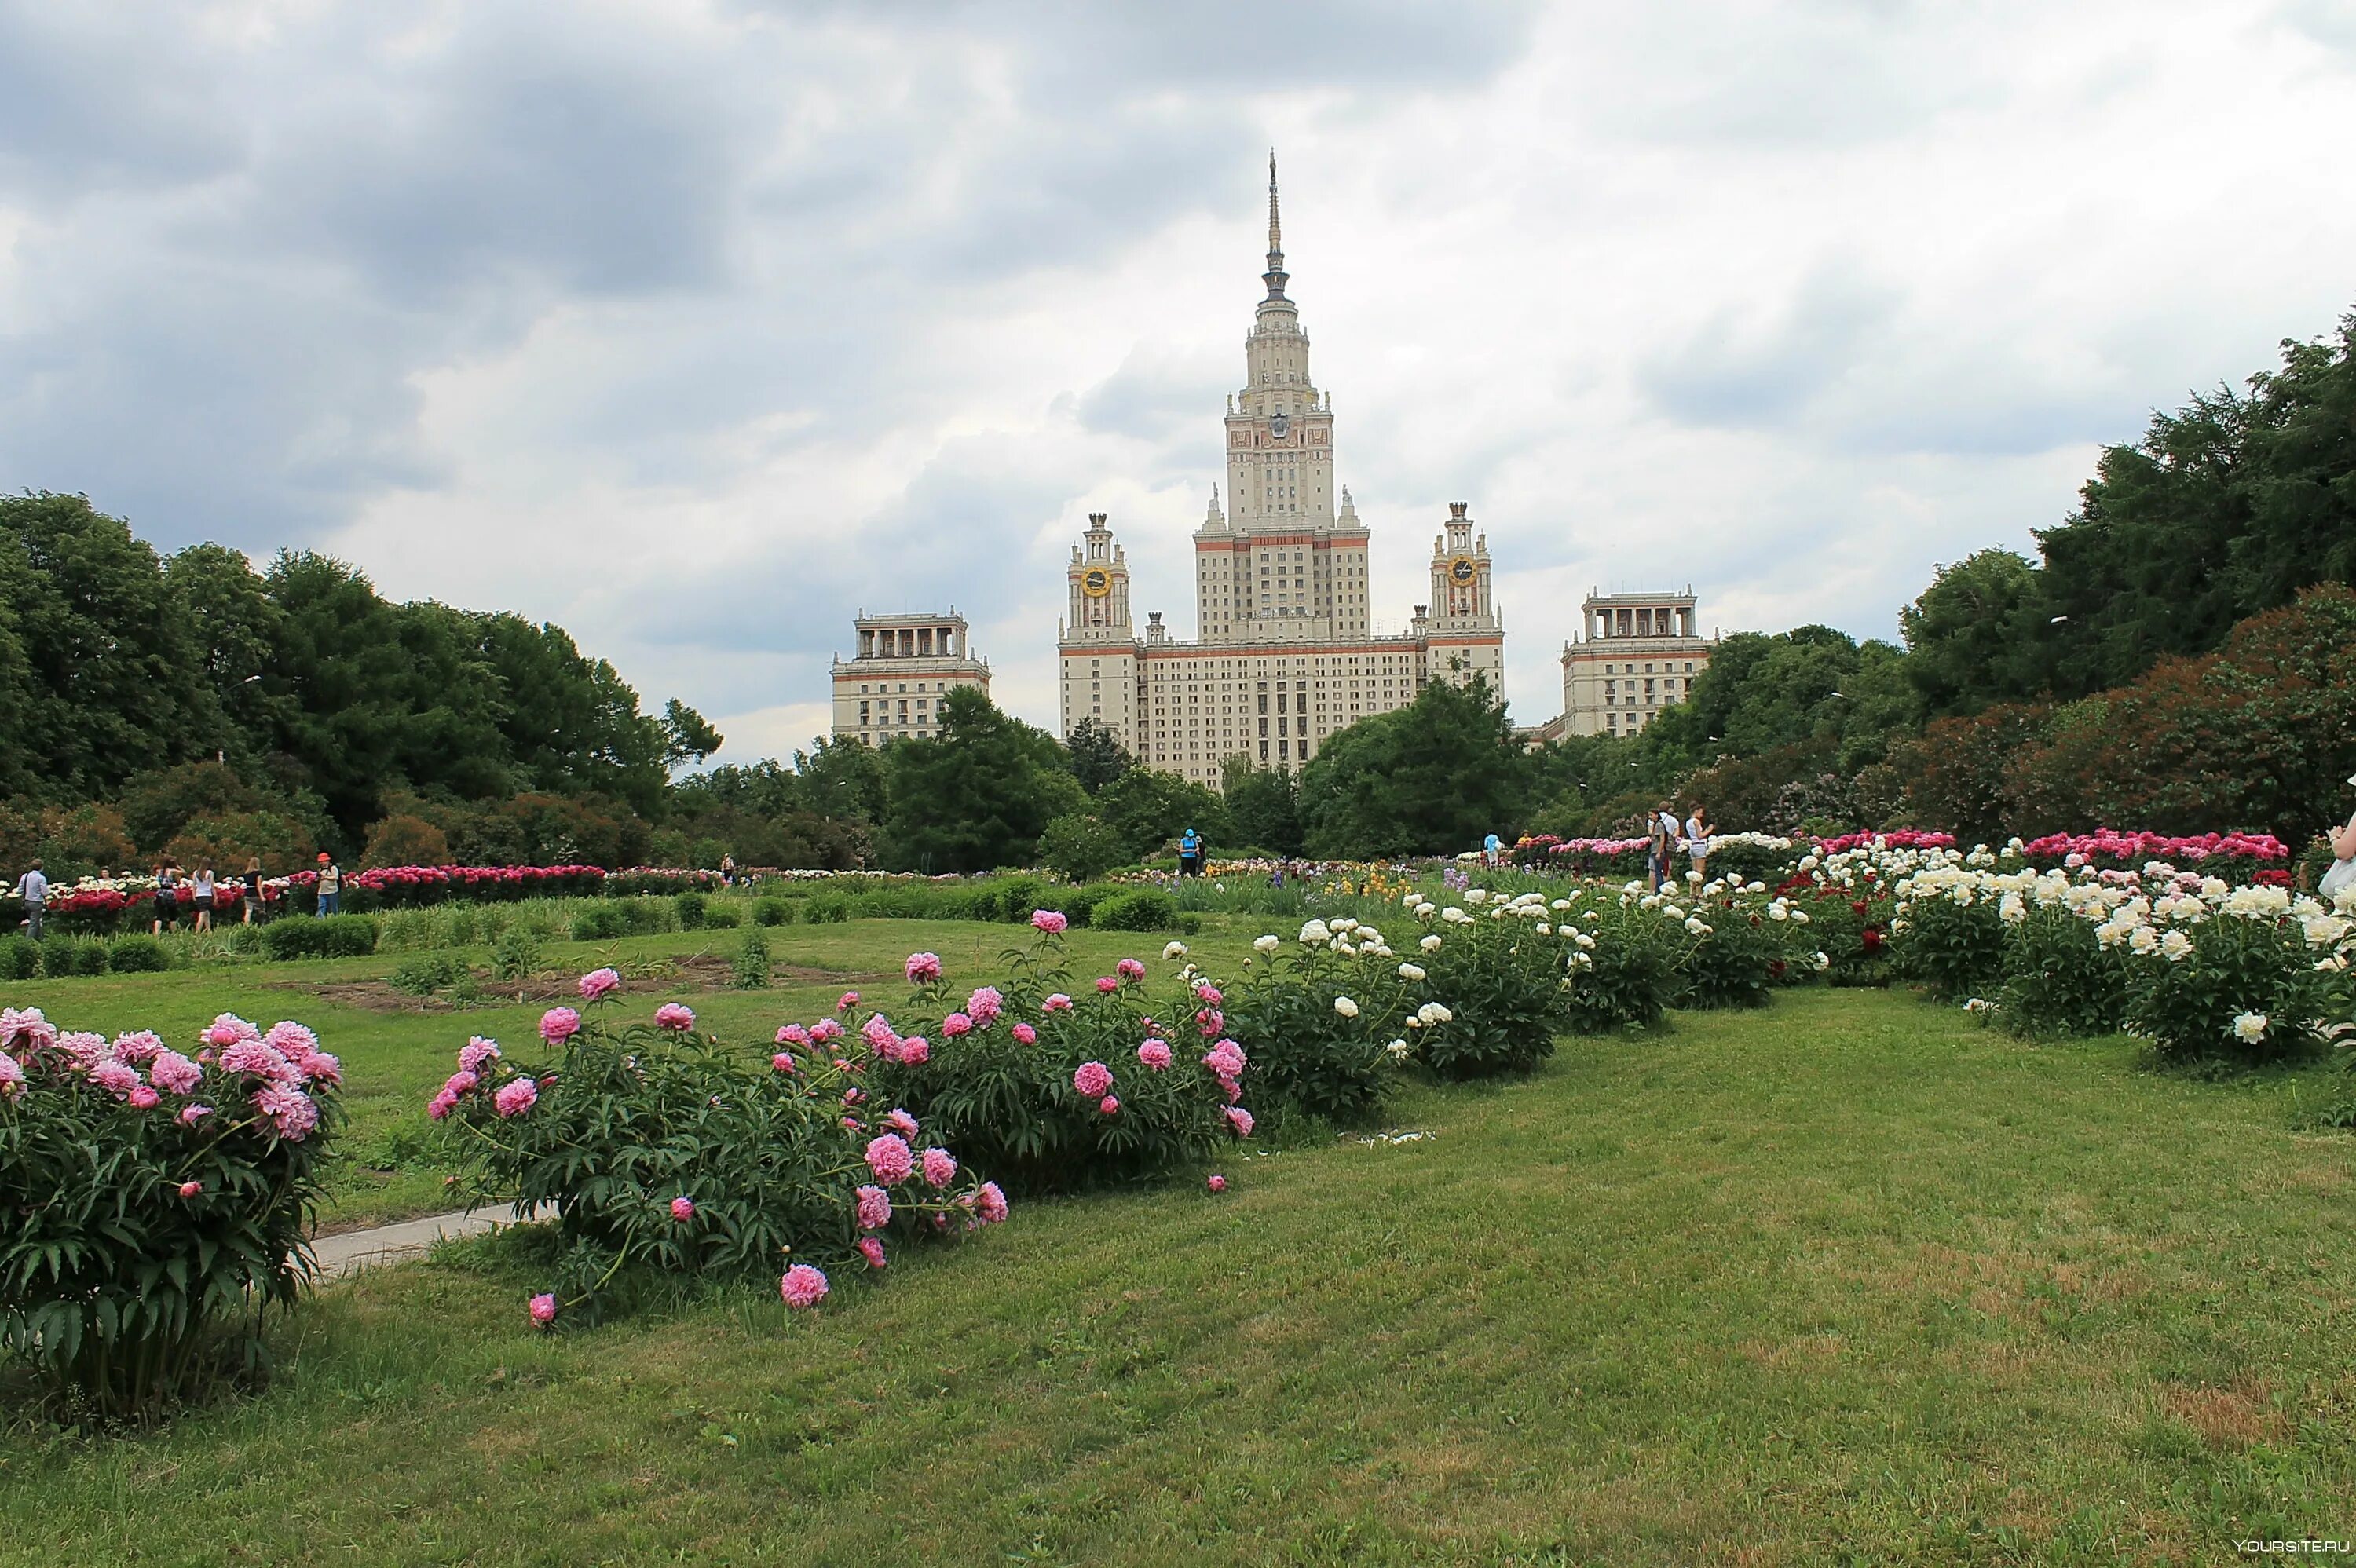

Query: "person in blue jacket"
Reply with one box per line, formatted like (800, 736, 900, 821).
(1178, 826, 1203, 878)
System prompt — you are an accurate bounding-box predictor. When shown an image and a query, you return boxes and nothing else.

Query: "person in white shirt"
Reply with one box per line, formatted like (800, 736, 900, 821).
(14, 860, 47, 941)
(1685, 804, 1712, 882)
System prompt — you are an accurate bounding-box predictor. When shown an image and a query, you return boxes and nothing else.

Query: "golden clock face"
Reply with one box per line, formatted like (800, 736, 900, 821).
(1447, 555, 1477, 586)
(1081, 567, 1112, 598)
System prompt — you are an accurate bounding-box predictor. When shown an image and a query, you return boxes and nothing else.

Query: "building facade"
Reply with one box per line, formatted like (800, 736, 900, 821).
(1057, 160, 1505, 786)
(832, 612, 990, 747)
(1557, 590, 1712, 738)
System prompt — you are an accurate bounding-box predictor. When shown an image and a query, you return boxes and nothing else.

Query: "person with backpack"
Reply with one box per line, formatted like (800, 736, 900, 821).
(152, 864, 181, 935)
(1646, 805, 1675, 893)
(1178, 826, 1203, 878)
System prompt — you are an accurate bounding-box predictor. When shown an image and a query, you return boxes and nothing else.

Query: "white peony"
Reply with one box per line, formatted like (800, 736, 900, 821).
(1385, 1038, 1410, 1062)
(1333, 996, 1359, 1018)
(1162, 941, 1187, 960)
(1397, 963, 1426, 982)
(1299, 919, 1331, 946)
(1253, 934, 1281, 954)
(1420, 934, 1443, 952)
(1684, 917, 1708, 935)
(2232, 1011, 2268, 1043)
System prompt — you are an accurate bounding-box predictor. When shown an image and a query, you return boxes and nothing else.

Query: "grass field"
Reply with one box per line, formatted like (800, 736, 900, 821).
(5, 920, 2355, 1563)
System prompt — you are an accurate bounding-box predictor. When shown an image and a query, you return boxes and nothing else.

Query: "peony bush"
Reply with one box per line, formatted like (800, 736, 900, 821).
(0, 1009, 342, 1420)
(433, 978, 1006, 1326)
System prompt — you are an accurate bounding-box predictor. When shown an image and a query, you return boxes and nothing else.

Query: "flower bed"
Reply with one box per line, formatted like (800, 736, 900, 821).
(0, 1008, 342, 1420)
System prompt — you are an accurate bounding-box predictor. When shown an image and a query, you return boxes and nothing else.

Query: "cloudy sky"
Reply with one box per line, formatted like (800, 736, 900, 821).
(4, 2, 2352, 762)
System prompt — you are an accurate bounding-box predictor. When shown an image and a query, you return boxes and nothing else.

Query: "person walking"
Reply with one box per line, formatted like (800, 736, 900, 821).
(1483, 831, 1502, 869)
(13, 859, 47, 942)
(1684, 803, 1713, 883)
(152, 864, 181, 936)
(719, 853, 737, 887)
(2321, 800, 2356, 902)
(1178, 826, 1203, 878)
(192, 863, 217, 932)
(314, 853, 342, 917)
(242, 856, 262, 923)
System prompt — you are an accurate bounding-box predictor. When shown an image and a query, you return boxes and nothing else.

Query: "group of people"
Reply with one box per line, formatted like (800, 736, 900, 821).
(10, 851, 350, 941)
(1648, 802, 1714, 891)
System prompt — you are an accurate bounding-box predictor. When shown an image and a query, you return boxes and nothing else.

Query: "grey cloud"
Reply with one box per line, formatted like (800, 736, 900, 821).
(1639, 269, 1902, 429)
(0, 5, 245, 200)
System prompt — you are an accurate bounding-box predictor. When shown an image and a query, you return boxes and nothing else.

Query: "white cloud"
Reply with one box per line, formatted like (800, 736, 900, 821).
(1, 0, 2350, 760)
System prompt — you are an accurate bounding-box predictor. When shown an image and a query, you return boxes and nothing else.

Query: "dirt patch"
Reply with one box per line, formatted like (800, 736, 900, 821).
(286, 955, 890, 1014)
(2162, 1379, 2285, 1449)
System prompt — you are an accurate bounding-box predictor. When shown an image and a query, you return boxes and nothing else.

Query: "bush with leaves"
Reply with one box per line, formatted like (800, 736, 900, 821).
(734, 927, 771, 989)
(1407, 891, 1585, 1070)
(1671, 891, 1788, 1011)
(1992, 904, 2131, 1037)
(0, 1009, 342, 1421)
(1091, 887, 1179, 933)
(258, 915, 379, 961)
(2124, 894, 2337, 1065)
(862, 918, 1256, 1193)
(1223, 919, 1403, 1122)
(432, 980, 1007, 1328)
(1890, 882, 2008, 1001)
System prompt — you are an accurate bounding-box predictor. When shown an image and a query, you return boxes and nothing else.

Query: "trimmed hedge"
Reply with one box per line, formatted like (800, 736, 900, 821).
(258, 915, 380, 961)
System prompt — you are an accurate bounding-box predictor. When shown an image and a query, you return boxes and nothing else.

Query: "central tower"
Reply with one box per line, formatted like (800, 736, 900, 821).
(1193, 153, 1370, 644)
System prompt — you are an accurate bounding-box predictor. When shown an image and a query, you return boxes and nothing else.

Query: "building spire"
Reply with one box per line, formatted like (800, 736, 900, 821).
(1262, 149, 1289, 301)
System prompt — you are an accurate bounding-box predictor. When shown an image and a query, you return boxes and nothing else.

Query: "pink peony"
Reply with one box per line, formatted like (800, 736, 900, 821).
(427, 1091, 456, 1120)
(1207, 1174, 1227, 1193)
(887, 1109, 919, 1138)
(529, 1292, 558, 1326)
(263, 1021, 319, 1058)
(1197, 1008, 1225, 1037)
(441, 1069, 480, 1098)
(89, 1061, 140, 1100)
(57, 1032, 112, 1069)
(670, 1196, 696, 1222)
(771, 1051, 797, 1073)
(857, 1236, 887, 1269)
(203, 1014, 260, 1048)
(1073, 1061, 1114, 1098)
(459, 1036, 502, 1073)
(843, 1087, 865, 1106)
(810, 1018, 845, 1043)
(653, 1003, 696, 1031)
(1117, 958, 1146, 981)
(864, 1133, 915, 1184)
(921, 1146, 958, 1188)
(780, 1263, 829, 1309)
(855, 1183, 892, 1231)
(1030, 909, 1069, 934)
(837, 991, 860, 1012)
(976, 1181, 1009, 1225)
(0, 1007, 56, 1051)
(1202, 1040, 1247, 1077)
(896, 1036, 929, 1065)
(1096, 976, 1119, 994)
(126, 1084, 160, 1109)
(256, 1084, 320, 1142)
(1011, 1022, 1037, 1045)
(220, 1039, 296, 1082)
(112, 1030, 164, 1064)
(178, 1179, 203, 1198)
(1224, 1106, 1255, 1138)
(1099, 1095, 1120, 1116)
(578, 967, 621, 1002)
(777, 1023, 811, 1047)
(177, 1102, 213, 1127)
(966, 987, 1003, 1025)
(905, 952, 942, 984)
(1194, 983, 1224, 1007)
(494, 1076, 539, 1118)
(862, 1013, 898, 1048)
(539, 1007, 582, 1045)
(1042, 993, 1074, 1014)
(942, 1011, 972, 1037)
(1137, 1040, 1172, 1070)
(0, 1055, 23, 1098)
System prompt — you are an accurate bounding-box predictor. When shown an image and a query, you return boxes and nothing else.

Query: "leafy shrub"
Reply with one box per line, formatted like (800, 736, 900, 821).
(807, 896, 850, 924)
(490, 927, 542, 984)
(434, 1000, 1001, 1325)
(0, 1011, 342, 1420)
(0, 936, 35, 981)
(865, 928, 1253, 1193)
(390, 952, 467, 998)
(675, 891, 709, 930)
(1561, 902, 1685, 1035)
(754, 897, 796, 927)
(1891, 889, 2008, 1002)
(1224, 932, 1397, 1122)
(2126, 910, 2330, 1065)
(1994, 905, 2129, 1037)
(39, 937, 108, 977)
(1092, 889, 1179, 933)
(702, 903, 742, 930)
(104, 936, 170, 974)
(1040, 813, 1126, 883)
(1415, 910, 1575, 1076)
(1674, 902, 1783, 1011)
(734, 927, 770, 990)
(258, 915, 379, 961)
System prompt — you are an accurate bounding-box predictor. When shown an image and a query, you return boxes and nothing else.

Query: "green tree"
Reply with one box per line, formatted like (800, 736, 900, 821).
(1901, 548, 2043, 716)
(1038, 813, 1127, 881)
(1297, 675, 1527, 858)
(1093, 769, 1231, 862)
(793, 736, 889, 825)
(1220, 758, 1304, 856)
(1063, 717, 1132, 795)
(879, 689, 1086, 872)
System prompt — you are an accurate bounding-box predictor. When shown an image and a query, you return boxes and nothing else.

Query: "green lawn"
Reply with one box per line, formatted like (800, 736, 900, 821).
(5, 926, 2355, 1563)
